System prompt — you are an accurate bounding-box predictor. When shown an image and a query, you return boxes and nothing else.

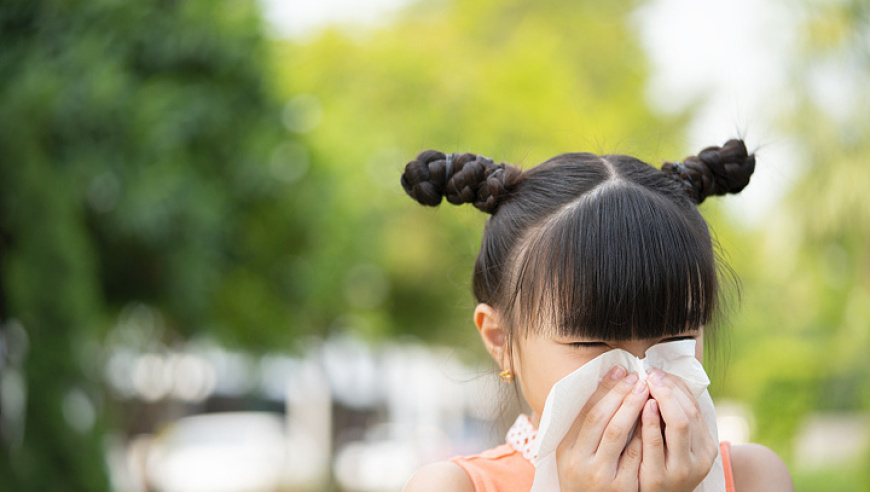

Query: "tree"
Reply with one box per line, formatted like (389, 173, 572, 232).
(0, 0, 294, 488)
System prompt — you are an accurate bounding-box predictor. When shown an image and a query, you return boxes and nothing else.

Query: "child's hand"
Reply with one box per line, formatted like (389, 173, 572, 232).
(555, 365, 649, 492)
(640, 368, 718, 492)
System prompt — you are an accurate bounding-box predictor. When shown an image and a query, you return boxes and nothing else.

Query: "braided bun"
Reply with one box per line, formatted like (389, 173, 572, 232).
(400, 150, 522, 214)
(662, 139, 756, 204)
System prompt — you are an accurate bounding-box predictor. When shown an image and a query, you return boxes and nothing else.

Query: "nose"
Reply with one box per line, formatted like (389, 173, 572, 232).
(614, 340, 657, 359)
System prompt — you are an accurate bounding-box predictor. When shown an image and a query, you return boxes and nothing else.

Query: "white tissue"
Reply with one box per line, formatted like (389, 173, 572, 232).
(530, 340, 724, 492)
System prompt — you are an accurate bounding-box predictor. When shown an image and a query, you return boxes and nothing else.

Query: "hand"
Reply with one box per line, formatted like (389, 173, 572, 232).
(556, 365, 650, 492)
(640, 368, 718, 492)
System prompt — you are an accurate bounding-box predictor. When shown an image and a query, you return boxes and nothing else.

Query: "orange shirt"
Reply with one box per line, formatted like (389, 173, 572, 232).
(449, 443, 534, 492)
(450, 441, 736, 492)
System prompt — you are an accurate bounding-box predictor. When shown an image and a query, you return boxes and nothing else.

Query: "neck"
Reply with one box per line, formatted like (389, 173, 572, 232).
(529, 411, 541, 429)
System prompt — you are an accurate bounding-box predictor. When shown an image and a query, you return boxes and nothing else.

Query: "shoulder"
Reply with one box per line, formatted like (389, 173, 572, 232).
(403, 461, 474, 492)
(730, 443, 794, 492)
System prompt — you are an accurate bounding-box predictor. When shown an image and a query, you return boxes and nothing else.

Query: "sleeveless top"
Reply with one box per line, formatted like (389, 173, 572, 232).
(449, 415, 736, 492)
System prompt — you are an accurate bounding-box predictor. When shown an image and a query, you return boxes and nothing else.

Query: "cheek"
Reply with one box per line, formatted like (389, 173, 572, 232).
(515, 348, 600, 415)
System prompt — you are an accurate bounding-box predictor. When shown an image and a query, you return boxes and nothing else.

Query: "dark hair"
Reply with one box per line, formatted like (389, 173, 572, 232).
(401, 140, 755, 345)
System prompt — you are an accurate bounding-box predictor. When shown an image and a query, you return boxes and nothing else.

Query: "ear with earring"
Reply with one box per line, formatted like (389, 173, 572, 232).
(474, 304, 514, 383)
(499, 369, 514, 383)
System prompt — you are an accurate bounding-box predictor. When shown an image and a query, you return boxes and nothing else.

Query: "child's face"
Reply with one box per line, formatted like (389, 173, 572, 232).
(512, 328, 703, 426)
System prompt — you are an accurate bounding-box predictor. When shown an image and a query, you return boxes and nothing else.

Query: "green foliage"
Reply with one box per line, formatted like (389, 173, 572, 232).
(710, 0, 870, 469)
(0, 0, 293, 488)
(793, 462, 870, 492)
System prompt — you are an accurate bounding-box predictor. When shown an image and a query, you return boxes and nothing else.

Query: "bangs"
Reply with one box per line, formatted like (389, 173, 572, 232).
(503, 180, 718, 341)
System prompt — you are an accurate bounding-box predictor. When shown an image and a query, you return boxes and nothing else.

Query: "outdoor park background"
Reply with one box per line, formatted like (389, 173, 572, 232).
(1, 0, 869, 491)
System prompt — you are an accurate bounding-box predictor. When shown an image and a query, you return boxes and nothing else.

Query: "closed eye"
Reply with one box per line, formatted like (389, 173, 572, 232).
(566, 334, 697, 348)
(660, 335, 697, 343)
(569, 341, 608, 348)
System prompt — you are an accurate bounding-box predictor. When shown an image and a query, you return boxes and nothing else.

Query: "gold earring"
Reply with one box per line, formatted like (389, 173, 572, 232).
(498, 369, 514, 383)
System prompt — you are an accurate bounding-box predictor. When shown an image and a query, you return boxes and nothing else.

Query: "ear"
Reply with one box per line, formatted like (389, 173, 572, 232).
(474, 303, 509, 369)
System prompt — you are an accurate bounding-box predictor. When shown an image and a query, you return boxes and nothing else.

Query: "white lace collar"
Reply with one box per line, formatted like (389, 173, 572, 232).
(505, 414, 538, 463)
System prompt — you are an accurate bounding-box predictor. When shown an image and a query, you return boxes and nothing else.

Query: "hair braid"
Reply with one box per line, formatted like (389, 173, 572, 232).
(662, 139, 756, 204)
(401, 150, 522, 214)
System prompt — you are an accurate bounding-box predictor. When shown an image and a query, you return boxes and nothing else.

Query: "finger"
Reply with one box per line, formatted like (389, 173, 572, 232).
(653, 370, 713, 456)
(617, 418, 643, 481)
(653, 372, 718, 477)
(641, 398, 664, 472)
(647, 369, 691, 465)
(574, 371, 641, 454)
(665, 376, 710, 454)
(562, 365, 627, 449)
(595, 378, 649, 463)
(589, 365, 629, 409)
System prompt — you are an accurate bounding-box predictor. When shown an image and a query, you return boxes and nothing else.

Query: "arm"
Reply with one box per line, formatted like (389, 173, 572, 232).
(731, 443, 794, 492)
(403, 462, 474, 492)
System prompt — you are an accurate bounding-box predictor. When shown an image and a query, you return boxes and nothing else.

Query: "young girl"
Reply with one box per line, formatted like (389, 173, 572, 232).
(399, 141, 794, 492)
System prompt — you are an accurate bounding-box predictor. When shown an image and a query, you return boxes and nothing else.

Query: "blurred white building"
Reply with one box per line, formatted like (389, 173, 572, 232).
(106, 330, 502, 492)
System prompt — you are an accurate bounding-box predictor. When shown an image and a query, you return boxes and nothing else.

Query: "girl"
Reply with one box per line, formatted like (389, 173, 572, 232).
(399, 141, 794, 492)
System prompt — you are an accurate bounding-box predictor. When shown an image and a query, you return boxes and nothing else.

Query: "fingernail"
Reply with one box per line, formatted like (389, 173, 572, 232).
(650, 400, 658, 415)
(624, 372, 639, 385)
(632, 379, 647, 394)
(649, 368, 664, 387)
(610, 366, 627, 380)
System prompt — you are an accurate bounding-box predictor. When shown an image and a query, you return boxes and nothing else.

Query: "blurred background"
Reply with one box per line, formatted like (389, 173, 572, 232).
(1, 0, 868, 490)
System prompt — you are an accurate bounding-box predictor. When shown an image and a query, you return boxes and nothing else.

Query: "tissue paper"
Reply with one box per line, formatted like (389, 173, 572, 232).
(529, 340, 724, 492)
